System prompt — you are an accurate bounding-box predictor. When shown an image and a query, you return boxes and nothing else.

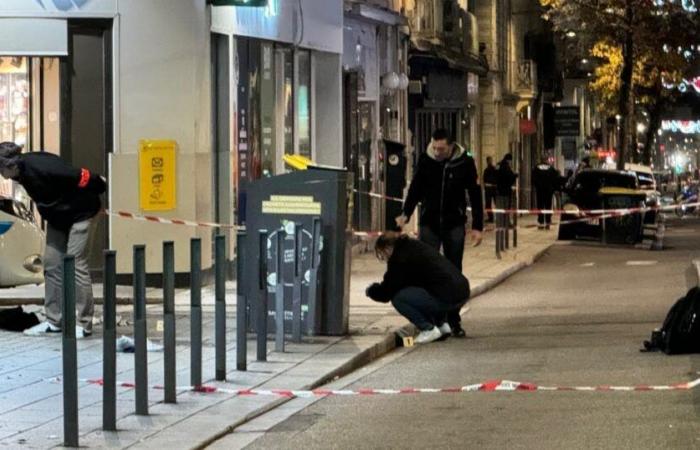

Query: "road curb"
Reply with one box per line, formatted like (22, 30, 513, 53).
(192, 241, 554, 449)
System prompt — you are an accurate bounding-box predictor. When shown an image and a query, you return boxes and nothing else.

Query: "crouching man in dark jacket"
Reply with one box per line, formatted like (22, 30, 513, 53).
(365, 232, 471, 344)
(0, 142, 106, 338)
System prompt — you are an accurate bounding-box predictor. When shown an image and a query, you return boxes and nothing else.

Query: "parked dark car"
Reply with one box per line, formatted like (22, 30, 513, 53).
(558, 169, 647, 244)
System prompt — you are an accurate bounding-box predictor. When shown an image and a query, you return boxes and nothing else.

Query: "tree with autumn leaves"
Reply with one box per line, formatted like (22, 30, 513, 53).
(540, 0, 699, 168)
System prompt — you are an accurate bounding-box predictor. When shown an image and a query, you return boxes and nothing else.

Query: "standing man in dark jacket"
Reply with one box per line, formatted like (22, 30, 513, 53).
(366, 232, 471, 344)
(394, 128, 482, 337)
(495, 153, 517, 230)
(0, 142, 106, 338)
(483, 156, 498, 223)
(532, 158, 560, 229)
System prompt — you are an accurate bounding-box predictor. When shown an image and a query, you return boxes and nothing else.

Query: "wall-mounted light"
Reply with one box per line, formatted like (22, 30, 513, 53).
(382, 72, 400, 90)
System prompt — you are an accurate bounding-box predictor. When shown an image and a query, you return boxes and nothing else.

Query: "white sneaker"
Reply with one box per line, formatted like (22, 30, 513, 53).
(76, 326, 92, 339)
(23, 321, 61, 336)
(438, 323, 452, 336)
(415, 327, 442, 344)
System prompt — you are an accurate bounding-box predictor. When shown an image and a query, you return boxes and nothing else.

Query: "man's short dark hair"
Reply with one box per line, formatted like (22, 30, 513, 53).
(0, 142, 22, 159)
(432, 128, 454, 144)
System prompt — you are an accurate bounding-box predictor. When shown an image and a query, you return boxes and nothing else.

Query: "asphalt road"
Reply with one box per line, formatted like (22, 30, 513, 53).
(243, 217, 700, 450)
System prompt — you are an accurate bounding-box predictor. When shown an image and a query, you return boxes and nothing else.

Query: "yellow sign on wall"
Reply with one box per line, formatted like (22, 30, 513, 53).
(139, 140, 176, 211)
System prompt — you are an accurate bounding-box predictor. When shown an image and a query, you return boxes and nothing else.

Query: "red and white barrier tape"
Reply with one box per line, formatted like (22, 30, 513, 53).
(104, 209, 245, 230)
(49, 377, 700, 397)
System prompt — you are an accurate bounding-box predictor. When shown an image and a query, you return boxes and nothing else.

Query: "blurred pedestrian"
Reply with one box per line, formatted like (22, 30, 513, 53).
(394, 128, 483, 337)
(365, 232, 470, 344)
(495, 153, 518, 230)
(0, 142, 106, 338)
(532, 157, 560, 230)
(483, 156, 498, 223)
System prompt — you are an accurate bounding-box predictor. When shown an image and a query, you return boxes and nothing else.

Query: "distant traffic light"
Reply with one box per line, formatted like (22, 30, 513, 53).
(209, 0, 268, 6)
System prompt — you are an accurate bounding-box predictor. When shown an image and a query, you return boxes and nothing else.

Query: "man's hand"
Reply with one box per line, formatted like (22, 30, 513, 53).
(469, 229, 483, 247)
(395, 214, 408, 229)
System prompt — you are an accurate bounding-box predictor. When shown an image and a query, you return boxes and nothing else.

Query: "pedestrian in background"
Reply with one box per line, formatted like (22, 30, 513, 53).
(532, 157, 560, 230)
(366, 232, 471, 344)
(483, 156, 498, 223)
(495, 153, 518, 229)
(394, 128, 483, 337)
(0, 142, 106, 338)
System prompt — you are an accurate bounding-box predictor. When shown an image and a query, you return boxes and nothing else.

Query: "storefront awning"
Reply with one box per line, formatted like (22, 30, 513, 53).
(346, 3, 407, 27)
(0, 18, 67, 56)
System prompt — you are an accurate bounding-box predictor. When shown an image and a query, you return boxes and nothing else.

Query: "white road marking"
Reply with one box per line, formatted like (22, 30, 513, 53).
(580, 262, 595, 267)
(626, 260, 658, 266)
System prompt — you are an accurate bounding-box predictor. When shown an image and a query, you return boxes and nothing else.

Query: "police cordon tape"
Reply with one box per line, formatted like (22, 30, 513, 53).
(47, 376, 700, 396)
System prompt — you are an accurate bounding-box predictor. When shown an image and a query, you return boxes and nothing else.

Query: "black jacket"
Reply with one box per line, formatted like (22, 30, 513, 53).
(402, 144, 483, 231)
(366, 237, 470, 304)
(483, 164, 498, 187)
(532, 163, 560, 195)
(496, 159, 517, 196)
(15, 152, 106, 230)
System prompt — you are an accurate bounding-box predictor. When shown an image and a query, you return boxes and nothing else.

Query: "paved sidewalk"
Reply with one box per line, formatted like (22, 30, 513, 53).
(0, 219, 555, 449)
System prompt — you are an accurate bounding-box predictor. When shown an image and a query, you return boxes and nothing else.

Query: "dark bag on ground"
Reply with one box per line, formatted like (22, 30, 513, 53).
(643, 287, 700, 354)
(0, 306, 40, 332)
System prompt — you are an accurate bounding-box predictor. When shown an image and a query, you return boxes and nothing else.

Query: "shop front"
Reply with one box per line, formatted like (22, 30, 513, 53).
(210, 0, 344, 227)
(1, 1, 214, 278)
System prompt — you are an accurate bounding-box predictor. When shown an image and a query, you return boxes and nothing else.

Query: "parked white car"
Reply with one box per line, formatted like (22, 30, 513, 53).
(0, 197, 44, 287)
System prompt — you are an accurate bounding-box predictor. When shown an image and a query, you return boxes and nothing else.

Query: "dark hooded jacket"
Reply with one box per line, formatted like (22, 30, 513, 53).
(532, 163, 560, 195)
(366, 236, 470, 304)
(13, 152, 106, 230)
(402, 143, 483, 231)
(496, 157, 517, 196)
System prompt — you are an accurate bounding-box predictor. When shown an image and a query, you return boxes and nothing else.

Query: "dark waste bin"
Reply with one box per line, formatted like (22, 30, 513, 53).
(243, 168, 353, 336)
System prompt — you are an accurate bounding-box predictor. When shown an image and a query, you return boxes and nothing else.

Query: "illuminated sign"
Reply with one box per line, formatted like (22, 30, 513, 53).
(139, 140, 177, 211)
(661, 120, 700, 134)
(209, 0, 268, 6)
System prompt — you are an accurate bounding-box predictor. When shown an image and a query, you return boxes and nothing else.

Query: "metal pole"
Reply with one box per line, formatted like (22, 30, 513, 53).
(133, 245, 148, 416)
(215, 234, 226, 381)
(62, 256, 79, 447)
(292, 223, 303, 343)
(163, 241, 176, 403)
(274, 230, 285, 352)
(257, 229, 268, 362)
(190, 238, 202, 386)
(236, 231, 247, 371)
(102, 251, 117, 431)
(307, 218, 322, 335)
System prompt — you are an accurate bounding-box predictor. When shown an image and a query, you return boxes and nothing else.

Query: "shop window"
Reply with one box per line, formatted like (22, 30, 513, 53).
(297, 50, 311, 159)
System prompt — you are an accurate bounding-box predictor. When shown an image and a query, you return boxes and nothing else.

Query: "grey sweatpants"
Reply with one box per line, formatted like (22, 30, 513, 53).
(44, 220, 94, 331)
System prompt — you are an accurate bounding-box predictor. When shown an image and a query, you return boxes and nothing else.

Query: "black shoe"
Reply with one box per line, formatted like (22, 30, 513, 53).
(452, 326, 466, 338)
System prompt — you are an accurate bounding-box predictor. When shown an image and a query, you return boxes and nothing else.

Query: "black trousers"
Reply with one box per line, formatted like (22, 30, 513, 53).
(392, 287, 464, 331)
(536, 190, 554, 225)
(418, 224, 466, 329)
(484, 186, 497, 223)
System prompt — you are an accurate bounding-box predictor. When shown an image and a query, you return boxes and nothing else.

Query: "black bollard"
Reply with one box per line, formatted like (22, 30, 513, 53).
(236, 231, 247, 371)
(62, 256, 79, 447)
(256, 230, 268, 361)
(307, 218, 322, 335)
(190, 238, 202, 386)
(133, 245, 148, 416)
(215, 234, 227, 381)
(163, 241, 176, 403)
(292, 223, 303, 343)
(103, 251, 117, 431)
(274, 230, 285, 352)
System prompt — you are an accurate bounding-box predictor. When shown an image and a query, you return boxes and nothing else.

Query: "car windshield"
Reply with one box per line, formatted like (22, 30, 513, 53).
(635, 172, 655, 188)
(575, 172, 638, 192)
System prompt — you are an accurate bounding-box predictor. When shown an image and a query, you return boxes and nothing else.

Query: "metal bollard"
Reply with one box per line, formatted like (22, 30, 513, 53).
(190, 238, 202, 386)
(215, 234, 227, 381)
(163, 241, 176, 403)
(257, 230, 268, 361)
(62, 256, 79, 447)
(236, 231, 247, 371)
(513, 210, 518, 248)
(274, 230, 285, 352)
(307, 218, 322, 335)
(103, 251, 117, 431)
(495, 210, 502, 259)
(133, 245, 148, 416)
(292, 223, 303, 343)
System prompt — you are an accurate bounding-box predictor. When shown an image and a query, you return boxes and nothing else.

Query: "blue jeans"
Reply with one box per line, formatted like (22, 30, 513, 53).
(391, 287, 464, 331)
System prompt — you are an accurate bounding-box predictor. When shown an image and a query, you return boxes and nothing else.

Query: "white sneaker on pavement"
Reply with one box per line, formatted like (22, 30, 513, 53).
(438, 323, 452, 336)
(23, 321, 61, 336)
(76, 326, 92, 339)
(415, 326, 442, 344)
